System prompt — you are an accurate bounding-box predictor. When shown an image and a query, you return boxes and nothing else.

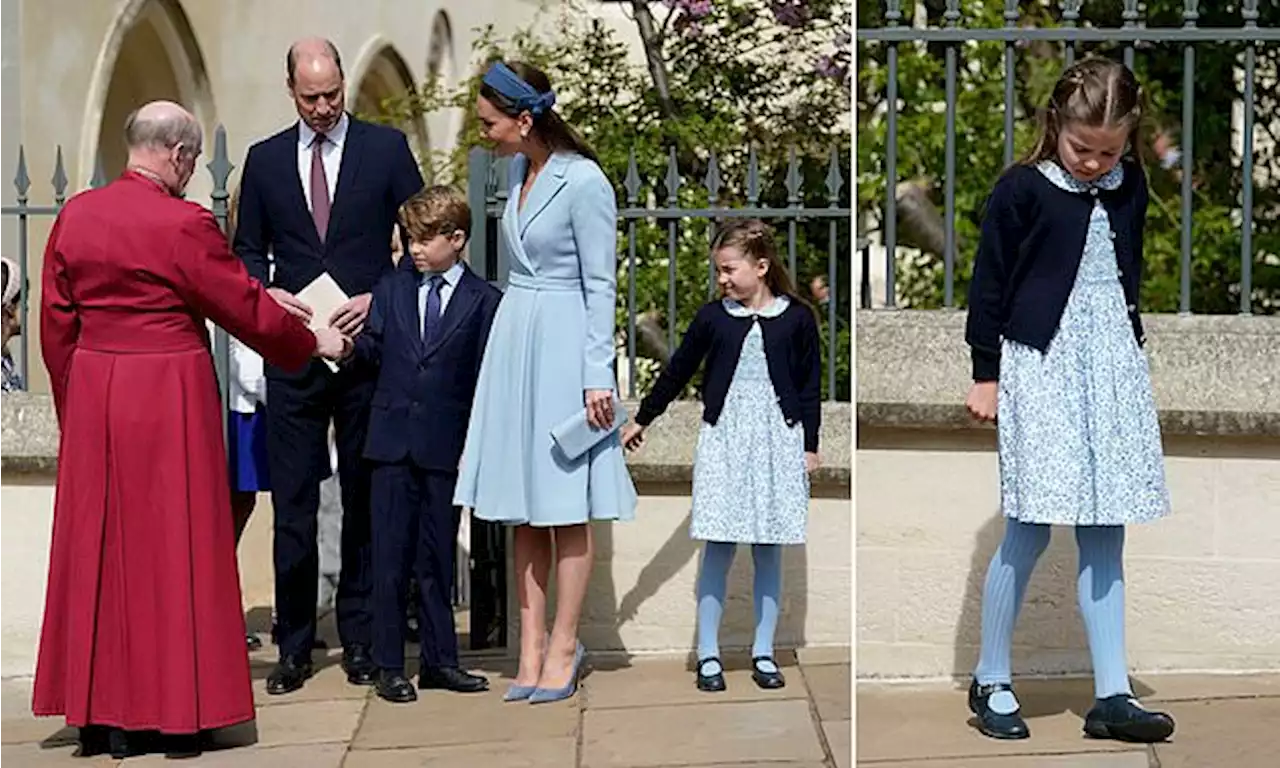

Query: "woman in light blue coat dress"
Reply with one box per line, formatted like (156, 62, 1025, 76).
(456, 61, 637, 704)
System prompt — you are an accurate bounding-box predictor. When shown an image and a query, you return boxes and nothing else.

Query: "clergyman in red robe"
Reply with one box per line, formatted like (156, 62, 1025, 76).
(32, 100, 351, 758)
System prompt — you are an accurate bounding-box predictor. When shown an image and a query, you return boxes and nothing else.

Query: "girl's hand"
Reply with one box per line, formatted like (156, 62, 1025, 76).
(805, 452, 820, 474)
(585, 388, 615, 429)
(621, 423, 646, 452)
(965, 381, 998, 423)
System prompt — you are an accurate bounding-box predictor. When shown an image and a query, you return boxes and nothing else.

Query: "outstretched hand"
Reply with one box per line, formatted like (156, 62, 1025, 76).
(313, 326, 352, 360)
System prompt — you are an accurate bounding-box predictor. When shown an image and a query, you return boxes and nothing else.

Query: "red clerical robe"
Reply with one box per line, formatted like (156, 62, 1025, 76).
(32, 170, 316, 733)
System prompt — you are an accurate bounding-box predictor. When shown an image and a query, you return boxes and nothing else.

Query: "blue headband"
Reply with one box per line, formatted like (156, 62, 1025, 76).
(482, 62, 556, 116)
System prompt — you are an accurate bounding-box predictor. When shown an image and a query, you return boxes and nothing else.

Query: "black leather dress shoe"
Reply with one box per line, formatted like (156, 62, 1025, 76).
(162, 732, 205, 759)
(376, 670, 418, 703)
(107, 728, 152, 759)
(76, 725, 110, 757)
(418, 666, 490, 693)
(695, 657, 726, 693)
(968, 680, 1030, 740)
(1084, 694, 1175, 742)
(266, 657, 313, 695)
(246, 634, 263, 652)
(342, 645, 377, 686)
(750, 656, 786, 689)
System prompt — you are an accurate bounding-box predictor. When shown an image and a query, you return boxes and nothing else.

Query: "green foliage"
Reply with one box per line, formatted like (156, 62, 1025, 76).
(857, 0, 1280, 315)
(361, 0, 853, 400)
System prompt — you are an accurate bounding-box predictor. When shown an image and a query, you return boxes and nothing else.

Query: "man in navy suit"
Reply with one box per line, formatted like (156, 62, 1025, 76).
(233, 37, 424, 695)
(347, 186, 501, 703)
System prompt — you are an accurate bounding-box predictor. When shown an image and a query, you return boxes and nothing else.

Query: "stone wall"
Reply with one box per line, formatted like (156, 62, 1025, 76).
(0, 395, 851, 677)
(857, 310, 1280, 680)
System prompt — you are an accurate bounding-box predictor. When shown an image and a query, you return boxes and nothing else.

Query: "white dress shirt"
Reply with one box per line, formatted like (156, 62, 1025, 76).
(297, 113, 349, 213)
(418, 260, 464, 338)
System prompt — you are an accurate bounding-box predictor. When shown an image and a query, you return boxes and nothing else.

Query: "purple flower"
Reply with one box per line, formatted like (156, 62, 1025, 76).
(771, 0, 811, 29)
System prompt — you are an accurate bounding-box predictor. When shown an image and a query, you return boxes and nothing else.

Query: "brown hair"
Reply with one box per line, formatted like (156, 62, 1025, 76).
(1022, 56, 1146, 170)
(711, 220, 802, 303)
(478, 60, 599, 165)
(398, 185, 471, 244)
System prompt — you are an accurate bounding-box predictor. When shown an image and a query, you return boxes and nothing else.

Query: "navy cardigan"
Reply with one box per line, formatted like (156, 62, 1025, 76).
(965, 159, 1150, 381)
(635, 299, 822, 453)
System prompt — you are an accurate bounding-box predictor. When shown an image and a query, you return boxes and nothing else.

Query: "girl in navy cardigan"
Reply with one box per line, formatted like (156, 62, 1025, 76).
(622, 219, 821, 693)
(964, 57, 1174, 743)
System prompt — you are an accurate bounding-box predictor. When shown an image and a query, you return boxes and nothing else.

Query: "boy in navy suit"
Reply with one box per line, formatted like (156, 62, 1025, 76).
(349, 186, 502, 703)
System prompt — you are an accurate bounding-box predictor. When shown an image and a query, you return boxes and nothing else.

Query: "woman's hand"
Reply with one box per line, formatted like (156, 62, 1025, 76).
(313, 326, 352, 361)
(805, 452, 820, 474)
(621, 423, 646, 452)
(585, 388, 615, 429)
(965, 381, 998, 423)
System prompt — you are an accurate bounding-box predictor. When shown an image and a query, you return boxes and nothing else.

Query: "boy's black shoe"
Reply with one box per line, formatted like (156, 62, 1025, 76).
(968, 679, 1030, 740)
(418, 666, 489, 693)
(1083, 694, 1175, 743)
(376, 670, 418, 703)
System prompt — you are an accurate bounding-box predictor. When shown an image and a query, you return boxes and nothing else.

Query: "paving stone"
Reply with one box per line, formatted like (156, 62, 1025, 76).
(804, 662, 851, 721)
(352, 689, 577, 750)
(1152, 697, 1280, 768)
(250, 658, 371, 707)
(121, 742, 347, 767)
(856, 683, 1147, 763)
(581, 699, 825, 767)
(1136, 673, 1280, 703)
(583, 657, 807, 710)
(863, 755, 1151, 767)
(250, 699, 365, 748)
(2, 741, 118, 766)
(797, 646, 851, 666)
(344, 737, 576, 767)
(823, 718, 851, 768)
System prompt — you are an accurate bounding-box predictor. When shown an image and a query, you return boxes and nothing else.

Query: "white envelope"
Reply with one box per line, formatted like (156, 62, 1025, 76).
(296, 273, 350, 373)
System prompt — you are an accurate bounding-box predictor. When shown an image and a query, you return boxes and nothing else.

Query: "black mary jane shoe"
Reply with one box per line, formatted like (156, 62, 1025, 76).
(968, 680, 1030, 740)
(1084, 694, 1175, 743)
(695, 657, 726, 693)
(75, 725, 110, 757)
(750, 656, 786, 690)
(376, 670, 419, 704)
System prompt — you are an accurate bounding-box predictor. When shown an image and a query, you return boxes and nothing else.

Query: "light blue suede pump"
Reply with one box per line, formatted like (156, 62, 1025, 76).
(528, 641, 586, 704)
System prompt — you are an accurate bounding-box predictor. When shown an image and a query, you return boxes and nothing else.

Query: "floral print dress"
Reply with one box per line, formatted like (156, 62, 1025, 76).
(997, 161, 1171, 526)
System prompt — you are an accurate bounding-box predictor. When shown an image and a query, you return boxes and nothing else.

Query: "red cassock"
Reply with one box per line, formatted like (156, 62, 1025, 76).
(32, 171, 316, 733)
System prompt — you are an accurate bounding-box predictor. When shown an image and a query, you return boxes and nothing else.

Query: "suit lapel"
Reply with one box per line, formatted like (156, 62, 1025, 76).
(327, 116, 366, 248)
(422, 266, 481, 361)
(282, 126, 325, 253)
(393, 269, 425, 358)
(518, 152, 570, 237)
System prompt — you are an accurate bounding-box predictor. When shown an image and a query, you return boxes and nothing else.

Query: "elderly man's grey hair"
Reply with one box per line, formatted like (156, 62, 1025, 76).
(123, 104, 201, 155)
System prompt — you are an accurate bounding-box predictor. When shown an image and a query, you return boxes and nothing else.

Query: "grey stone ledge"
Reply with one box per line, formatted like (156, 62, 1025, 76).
(857, 309, 1280, 437)
(2, 393, 852, 490)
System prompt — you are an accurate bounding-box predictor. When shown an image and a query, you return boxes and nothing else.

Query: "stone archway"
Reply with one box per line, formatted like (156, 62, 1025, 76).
(349, 37, 429, 170)
(80, 0, 215, 200)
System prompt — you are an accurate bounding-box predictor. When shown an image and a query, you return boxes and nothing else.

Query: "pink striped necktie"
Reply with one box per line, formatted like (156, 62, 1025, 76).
(310, 132, 331, 242)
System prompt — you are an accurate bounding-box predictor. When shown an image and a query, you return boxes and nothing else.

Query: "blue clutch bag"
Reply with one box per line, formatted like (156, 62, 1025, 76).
(550, 397, 629, 461)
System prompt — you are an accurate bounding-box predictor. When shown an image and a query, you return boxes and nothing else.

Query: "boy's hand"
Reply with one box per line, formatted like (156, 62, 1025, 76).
(621, 423, 646, 452)
(805, 452, 820, 474)
(329, 293, 372, 336)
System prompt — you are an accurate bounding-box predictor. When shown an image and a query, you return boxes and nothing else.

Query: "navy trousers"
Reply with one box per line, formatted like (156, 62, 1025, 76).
(370, 462, 462, 673)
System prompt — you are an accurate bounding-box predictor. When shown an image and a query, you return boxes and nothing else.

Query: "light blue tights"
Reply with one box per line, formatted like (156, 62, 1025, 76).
(695, 541, 782, 674)
(975, 520, 1132, 700)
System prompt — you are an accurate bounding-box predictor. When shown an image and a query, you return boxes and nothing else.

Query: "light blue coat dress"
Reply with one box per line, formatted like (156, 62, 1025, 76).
(454, 152, 638, 526)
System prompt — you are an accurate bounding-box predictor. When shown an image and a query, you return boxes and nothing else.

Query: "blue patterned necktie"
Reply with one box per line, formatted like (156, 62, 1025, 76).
(423, 274, 443, 342)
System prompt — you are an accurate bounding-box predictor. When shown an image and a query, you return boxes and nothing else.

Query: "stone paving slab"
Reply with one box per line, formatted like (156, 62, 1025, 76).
(581, 699, 827, 767)
(856, 682, 1147, 764)
(351, 688, 579, 751)
(125, 743, 348, 767)
(864, 754, 1150, 767)
(1151, 697, 1280, 768)
(583, 657, 809, 709)
(344, 738, 578, 767)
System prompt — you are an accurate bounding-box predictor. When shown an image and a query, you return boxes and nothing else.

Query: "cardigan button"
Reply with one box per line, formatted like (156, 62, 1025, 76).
(1110, 231, 1117, 240)
(1127, 303, 1137, 312)
(1090, 188, 1099, 196)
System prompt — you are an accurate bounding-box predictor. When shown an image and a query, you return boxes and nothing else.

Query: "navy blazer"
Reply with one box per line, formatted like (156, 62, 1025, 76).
(353, 261, 502, 471)
(233, 115, 423, 313)
(965, 159, 1149, 381)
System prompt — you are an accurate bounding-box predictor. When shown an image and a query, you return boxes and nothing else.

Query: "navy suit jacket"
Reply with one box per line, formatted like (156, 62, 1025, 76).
(354, 261, 502, 472)
(233, 116, 423, 376)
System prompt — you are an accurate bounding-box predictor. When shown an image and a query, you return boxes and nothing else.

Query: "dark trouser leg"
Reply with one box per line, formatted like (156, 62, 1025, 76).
(267, 366, 330, 661)
(332, 368, 375, 649)
(370, 463, 419, 673)
(417, 470, 462, 669)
